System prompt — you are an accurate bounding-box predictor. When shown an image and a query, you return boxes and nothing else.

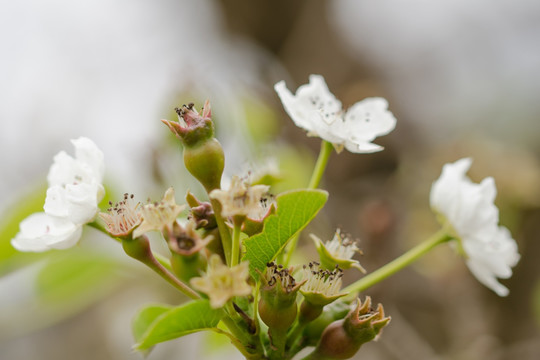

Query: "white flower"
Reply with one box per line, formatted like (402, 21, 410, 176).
(44, 182, 103, 225)
(45, 137, 105, 223)
(190, 255, 252, 308)
(11, 213, 83, 252)
(11, 137, 105, 252)
(47, 137, 105, 187)
(210, 176, 270, 218)
(274, 74, 396, 153)
(430, 158, 520, 296)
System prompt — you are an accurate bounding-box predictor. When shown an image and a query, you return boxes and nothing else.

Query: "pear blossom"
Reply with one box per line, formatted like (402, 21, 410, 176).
(312, 230, 366, 272)
(190, 254, 252, 308)
(99, 193, 142, 237)
(161, 100, 214, 146)
(166, 219, 213, 256)
(274, 74, 396, 153)
(44, 137, 105, 223)
(300, 262, 346, 306)
(209, 176, 270, 218)
(430, 158, 520, 296)
(11, 137, 105, 252)
(132, 187, 185, 238)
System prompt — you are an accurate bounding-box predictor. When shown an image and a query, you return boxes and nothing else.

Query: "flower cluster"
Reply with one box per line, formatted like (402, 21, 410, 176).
(12, 137, 105, 251)
(8, 75, 524, 360)
(430, 158, 520, 296)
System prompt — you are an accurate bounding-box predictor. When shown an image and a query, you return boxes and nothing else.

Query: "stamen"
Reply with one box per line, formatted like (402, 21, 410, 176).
(100, 193, 141, 236)
(302, 262, 343, 296)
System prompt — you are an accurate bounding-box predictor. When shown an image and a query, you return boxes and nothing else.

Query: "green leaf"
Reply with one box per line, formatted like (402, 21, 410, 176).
(133, 305, 172, 344)
(242, 189, 328, 279)
(134, 300, 225, 350)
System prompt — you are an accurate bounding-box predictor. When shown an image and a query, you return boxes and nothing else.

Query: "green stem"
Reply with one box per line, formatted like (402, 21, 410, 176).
(307, 140, 334, 189)
(252, 282, 261, 334)
(209, 198, 233, 265)
(154, 252, 174, 272)
(231, 218, 243, 267)
(343, 229, 452, 294)
(268, 329, 287, 360)
(222, 303, 264, 359)
(284, 140, 333, 266)
(211, 327, 259, 360)
(122, 236, 200, 299)
(87, 221, 174, 272)
(285, 320, 307, 356)
(144, 254, 201, 299)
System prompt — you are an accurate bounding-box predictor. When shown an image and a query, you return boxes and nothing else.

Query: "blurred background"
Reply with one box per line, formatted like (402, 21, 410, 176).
(1, 0, 539, 359)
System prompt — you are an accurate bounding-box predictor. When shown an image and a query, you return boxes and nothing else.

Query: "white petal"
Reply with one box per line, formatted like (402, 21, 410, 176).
(343, 97, 396, 141)
(11, 213, 82, 252)
(274, 75, 342, 135)
(47, 138, 104, 187)
(44, 184, 100, 224)
(43, 186, 70, 218)
(72, 137, 105, 183)
(430, 157, 473, 221)
(47, 151, 80, 187)
(343, 139, 384, 153)
(47, 151, 96, 187)
(466, 259, 510, 297)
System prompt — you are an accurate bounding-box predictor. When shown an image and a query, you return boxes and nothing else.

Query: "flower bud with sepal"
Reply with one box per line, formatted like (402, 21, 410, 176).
(258, 262, 304, 332)
(166, 220, 212, 282)
(310, 297, 391, 359)
(186, 191, 217, 230)
(190, 254, 252, 308)
(162, 101, 225, 191)
(242, 195, 276, 236)
(210, 176, 270, 219)
(132, 187, 185, 238)
(302, 300, 351, 346)
(299, 262, 347, 323)
(312, 230, 366, 273)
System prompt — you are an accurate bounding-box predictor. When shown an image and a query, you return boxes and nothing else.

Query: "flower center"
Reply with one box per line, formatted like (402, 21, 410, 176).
(302, 262, 344, 296)
(102, 193, 141, 236)
(265, 261, 296, 292)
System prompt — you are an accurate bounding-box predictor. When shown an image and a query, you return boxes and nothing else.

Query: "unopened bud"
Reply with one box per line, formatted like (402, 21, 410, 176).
(186, 192, 218, 230)
(312, 230, 366, 273)
(258, 262, 304, 331)
(299, 263, 346, 323)
(303, 300, 351, 346)
(311, 297, 391, 359)
(162, 101, 225, 191)
(242, 195, 276, 236)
